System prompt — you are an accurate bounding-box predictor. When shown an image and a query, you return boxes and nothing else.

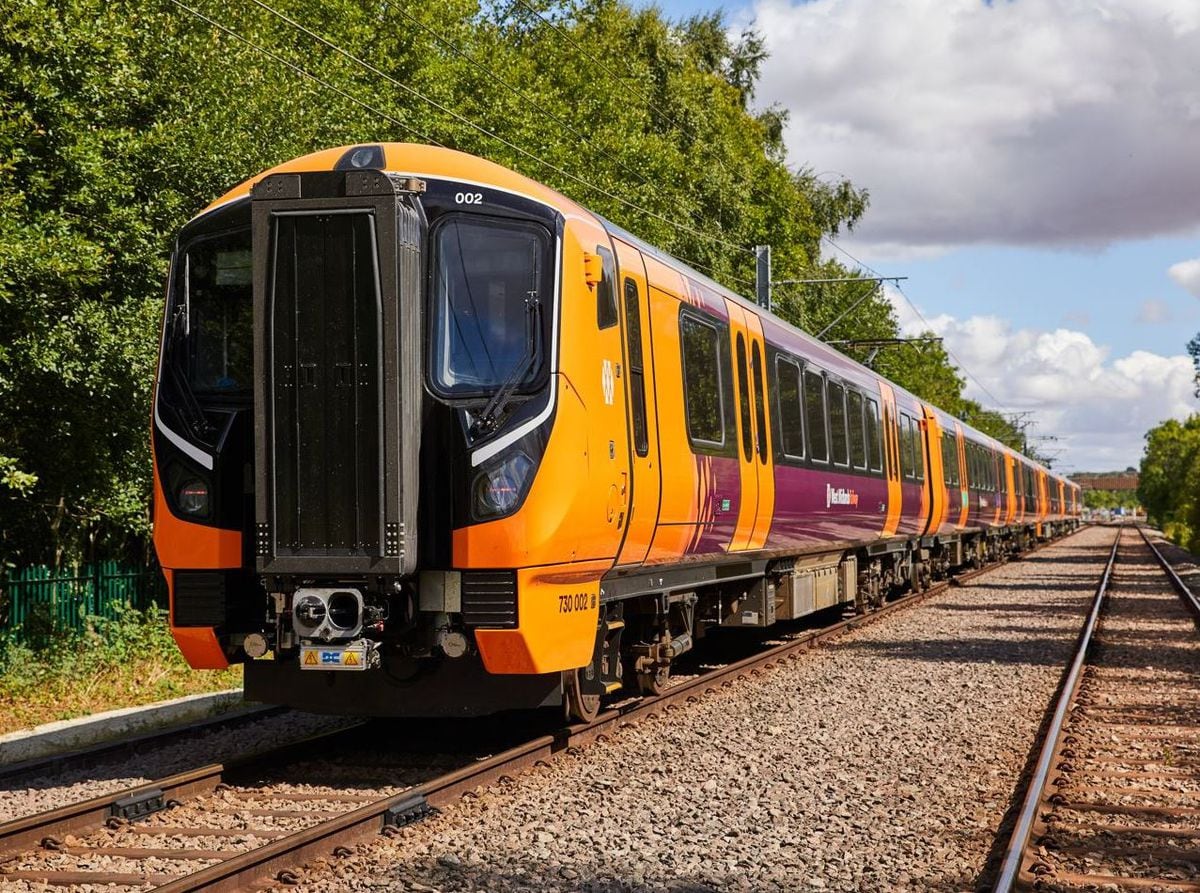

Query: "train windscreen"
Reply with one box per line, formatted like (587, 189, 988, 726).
(429, 216, 550, 399)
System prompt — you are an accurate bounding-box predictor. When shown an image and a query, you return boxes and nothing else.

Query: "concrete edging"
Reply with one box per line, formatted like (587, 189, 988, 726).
(0, 689, 246, 766)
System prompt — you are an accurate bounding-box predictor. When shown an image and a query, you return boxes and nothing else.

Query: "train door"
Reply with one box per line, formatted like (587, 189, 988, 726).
(1004, 455, 1017, 524)
(613, 240, 661, 567)
(990, 450, 1003, 526)
(953, 423, 969, 529)
(919, 406, 946, 535)
(876, 381, 902, 538)
(744, 312, 774, 549)
(724, 300, 768, 551)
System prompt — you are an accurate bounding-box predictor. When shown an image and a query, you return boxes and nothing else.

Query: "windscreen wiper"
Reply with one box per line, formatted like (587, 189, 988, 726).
(165, 306, 216, 443)
(471, 295, 541, 437)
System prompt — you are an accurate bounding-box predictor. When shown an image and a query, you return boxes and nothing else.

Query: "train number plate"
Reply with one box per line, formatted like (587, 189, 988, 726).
(299, 645, 368, 671)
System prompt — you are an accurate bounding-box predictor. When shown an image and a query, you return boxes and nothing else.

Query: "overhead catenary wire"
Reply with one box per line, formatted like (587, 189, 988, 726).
(237, 0, 755, 259)
(169, 0, 755, 296)
(264, 0, 660, 198)
(504, 0, 749, 242)
(166, 0, 441, 148)
(819, 233, 1010, 412)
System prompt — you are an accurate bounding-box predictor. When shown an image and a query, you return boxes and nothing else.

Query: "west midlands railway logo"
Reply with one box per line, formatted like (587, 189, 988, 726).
(826, 484, 859, 508)
(602, 359, 615, 405)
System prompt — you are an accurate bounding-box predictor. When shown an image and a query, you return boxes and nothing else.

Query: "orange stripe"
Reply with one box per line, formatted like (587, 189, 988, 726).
(954, 423, 969, 529)
(922, 407, 945, 535)
(878, 382, 902, 538)
(744, 312, 774, 550)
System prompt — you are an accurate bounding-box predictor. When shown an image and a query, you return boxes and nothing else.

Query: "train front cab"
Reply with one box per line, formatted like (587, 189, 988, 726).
(152, 146, 649, 717)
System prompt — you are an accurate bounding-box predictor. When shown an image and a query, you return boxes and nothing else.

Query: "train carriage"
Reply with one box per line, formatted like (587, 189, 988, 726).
(152, 143, 1079, 721)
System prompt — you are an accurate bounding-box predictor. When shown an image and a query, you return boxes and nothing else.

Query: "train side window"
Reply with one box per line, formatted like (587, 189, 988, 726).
(751, 341, 768, 464)
(596, 246, 618, 329)
(776, 356, 804, 460)
(623, 278, 648, 457)
(942, 431, 956, 487)
(735, 334, 752, 462)
(680, 314, 724, 448)
(848, 390, 867, 470)
(803, 368, 829, 463)
(913, 417, 925, 481)
(899, 413, 915, 479)
(828, 382, 849, 467)
(865, 397, 883, 472)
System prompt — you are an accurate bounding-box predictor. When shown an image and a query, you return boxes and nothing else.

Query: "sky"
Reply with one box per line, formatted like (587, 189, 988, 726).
(648, 0, 1200, 473)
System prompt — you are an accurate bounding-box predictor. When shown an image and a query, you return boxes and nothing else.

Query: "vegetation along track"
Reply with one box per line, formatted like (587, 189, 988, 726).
(0, 531, 1076, 892)
(997, 524, 1200, 892)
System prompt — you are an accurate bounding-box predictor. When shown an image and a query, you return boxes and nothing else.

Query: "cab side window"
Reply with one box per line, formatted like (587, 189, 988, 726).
(623, 278, 648, 456)
(596, 246, 618, 329)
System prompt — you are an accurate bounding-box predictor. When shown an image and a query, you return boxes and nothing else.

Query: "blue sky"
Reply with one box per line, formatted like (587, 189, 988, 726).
(639, 0, 1200, 472)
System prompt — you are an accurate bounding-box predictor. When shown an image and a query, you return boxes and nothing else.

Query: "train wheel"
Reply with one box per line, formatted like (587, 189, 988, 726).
(636, 664, 670, 696)
(564, 668, 601, 724)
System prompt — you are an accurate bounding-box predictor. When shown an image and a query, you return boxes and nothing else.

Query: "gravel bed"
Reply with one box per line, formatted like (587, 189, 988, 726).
(0, 709, 354, 823)
(251, 526, 1116, 893)
(1031, 529, 1200, 886)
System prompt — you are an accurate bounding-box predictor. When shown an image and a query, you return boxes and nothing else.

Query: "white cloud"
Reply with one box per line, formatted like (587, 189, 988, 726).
(1169, 258, 1200, 297)
(749, 0, 1200, 254)
(885, 287, 1196, 471)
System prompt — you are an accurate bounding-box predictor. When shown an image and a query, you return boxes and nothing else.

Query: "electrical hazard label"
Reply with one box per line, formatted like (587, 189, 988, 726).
(299, 645, 369, 671)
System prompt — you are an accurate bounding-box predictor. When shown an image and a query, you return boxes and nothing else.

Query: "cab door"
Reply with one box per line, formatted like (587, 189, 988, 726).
(613, 240, 661, 567)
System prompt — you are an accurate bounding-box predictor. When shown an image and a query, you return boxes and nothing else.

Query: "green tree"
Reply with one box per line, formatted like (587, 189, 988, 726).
(1138, 415, 1200, 550)
(0, 0, 974, 566)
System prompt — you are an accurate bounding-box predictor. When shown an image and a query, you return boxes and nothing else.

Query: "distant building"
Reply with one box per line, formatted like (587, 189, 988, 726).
(1073, 470, 1139, 491)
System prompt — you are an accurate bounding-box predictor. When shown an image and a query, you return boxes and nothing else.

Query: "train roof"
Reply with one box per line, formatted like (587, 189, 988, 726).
(198, 142, 1073, 488)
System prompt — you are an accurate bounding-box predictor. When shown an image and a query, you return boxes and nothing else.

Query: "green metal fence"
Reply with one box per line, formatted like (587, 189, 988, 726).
(0, 561, 167, 645)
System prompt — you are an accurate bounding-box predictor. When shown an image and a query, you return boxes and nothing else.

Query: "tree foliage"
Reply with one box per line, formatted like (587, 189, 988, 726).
(1138, 415, 1200, 552)
(0, 0, 993, 565)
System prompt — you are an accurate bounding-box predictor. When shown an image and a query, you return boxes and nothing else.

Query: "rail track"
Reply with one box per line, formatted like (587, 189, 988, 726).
(996, 524, 1200, 892)
(0, 531, 1077, 892)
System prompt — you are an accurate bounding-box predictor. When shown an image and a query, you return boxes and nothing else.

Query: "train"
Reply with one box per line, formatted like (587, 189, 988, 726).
(151, 143, 1081, 722)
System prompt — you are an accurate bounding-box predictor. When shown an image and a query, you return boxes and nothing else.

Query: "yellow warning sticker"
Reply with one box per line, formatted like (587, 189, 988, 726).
(299, 645, 369, 671)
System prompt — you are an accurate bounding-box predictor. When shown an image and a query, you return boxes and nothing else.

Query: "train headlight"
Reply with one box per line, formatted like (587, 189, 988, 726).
(473, 451, 534, 519)
(178, 480, 210, 516)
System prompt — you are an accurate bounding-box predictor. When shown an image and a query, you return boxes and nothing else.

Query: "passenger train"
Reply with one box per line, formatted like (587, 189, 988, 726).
(151, 144, 1080, 721)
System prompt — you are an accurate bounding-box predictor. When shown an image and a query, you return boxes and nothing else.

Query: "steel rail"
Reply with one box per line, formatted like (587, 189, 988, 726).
(0, 722, 366, 860)
(1136, 523, 1200, 627)
(993, 526, 1122, 892)
(0, 528, 1082, 891)
(146, 531, 1082, 892)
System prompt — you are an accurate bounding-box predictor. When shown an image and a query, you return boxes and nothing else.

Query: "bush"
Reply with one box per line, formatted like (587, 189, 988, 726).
(0, 600, 240, 733)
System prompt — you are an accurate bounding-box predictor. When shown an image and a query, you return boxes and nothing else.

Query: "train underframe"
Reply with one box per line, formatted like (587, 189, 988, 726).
(246, 518, 1078, 722)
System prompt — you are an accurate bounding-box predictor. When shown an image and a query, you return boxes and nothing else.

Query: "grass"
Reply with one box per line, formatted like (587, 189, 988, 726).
(0, 603, 242, 736)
